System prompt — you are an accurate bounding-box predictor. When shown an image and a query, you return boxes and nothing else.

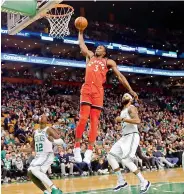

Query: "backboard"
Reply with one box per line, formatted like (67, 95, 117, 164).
(1, 0, 63, 35)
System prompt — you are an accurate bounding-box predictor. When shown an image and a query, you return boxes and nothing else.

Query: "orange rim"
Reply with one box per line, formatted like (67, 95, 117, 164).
(43, 4, 74, 18)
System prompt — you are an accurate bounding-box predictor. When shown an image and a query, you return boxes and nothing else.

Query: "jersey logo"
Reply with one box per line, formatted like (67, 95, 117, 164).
(88, 60, 106, 72)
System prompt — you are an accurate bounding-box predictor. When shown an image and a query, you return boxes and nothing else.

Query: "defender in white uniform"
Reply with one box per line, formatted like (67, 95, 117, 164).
(29, 126, 54, 173)
(24, 115, 64, 194)
(107, 93, 151, 194)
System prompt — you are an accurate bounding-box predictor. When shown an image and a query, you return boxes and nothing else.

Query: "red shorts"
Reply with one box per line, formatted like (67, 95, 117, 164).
(80, 83, 104, 109)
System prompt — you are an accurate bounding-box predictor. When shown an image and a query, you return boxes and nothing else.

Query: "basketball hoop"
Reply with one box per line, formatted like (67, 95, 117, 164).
(44, 4, 74, 39)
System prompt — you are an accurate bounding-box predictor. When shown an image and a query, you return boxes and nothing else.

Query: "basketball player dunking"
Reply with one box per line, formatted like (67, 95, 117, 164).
(107, 93, 151, 193)
(73, 28, 138, 164)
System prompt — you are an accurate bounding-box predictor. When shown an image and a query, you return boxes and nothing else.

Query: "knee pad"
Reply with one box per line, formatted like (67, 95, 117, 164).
(107, 153, 119, 170)
(121, 158, 138, 172)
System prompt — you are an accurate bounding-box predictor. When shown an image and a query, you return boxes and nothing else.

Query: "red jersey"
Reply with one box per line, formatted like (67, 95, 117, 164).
(84, 57, 108, 86)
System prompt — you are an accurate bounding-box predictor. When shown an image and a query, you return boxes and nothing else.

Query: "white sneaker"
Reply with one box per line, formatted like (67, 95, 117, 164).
(113, 182, 128, 192)
(73, 147, 82, 163)
(83, 149, 92, 164)
(140, 180, 151, 194)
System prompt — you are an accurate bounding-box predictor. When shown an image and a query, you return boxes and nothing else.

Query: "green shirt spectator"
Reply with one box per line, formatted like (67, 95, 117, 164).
(52, 156, 60, 167)
(3, 158, 11, 170)
(1, 150, 6, 160)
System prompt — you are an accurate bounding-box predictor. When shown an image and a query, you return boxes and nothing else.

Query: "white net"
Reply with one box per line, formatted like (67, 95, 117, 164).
(45, 4, 74, 39)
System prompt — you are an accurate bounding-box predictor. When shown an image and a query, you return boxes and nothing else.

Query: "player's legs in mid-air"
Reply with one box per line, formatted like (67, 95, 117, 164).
(74, 104, 101, 164)
(82, 85, 103, 163)
(74, 104, 91, 162)
(107, 134, 151, 194)
(83, 107, 101, 164)
(74, 84, 102, 164)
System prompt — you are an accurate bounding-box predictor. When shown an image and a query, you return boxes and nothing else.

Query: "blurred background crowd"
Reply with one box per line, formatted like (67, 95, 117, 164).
(1, 82, 184, 184)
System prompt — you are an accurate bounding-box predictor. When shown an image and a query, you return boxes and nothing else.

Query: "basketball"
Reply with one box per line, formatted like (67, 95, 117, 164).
(74, 16, 88, 31)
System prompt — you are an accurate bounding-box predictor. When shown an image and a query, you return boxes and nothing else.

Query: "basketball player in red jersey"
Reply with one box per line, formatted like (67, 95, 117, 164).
(74, 30, 138, 164)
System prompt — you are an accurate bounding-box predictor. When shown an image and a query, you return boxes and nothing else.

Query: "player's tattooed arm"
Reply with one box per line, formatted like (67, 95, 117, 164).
(78, 31, 94, 59)
(123, 106, 141, 124)
(108, 59, 138, 100)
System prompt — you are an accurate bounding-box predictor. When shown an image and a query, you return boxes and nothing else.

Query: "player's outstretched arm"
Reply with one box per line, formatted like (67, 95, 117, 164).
(78, 31, 94, 59)
(108, 59, 138, 100)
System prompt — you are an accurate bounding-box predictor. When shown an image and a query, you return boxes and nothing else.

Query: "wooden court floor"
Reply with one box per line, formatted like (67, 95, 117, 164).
(1, 168, 184, 194)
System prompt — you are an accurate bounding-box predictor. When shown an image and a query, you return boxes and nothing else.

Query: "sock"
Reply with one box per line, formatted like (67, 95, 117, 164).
(115, 170, 125, 184)
(51, 185, 57, 190)
(88, 145, 93, 150)
(75, 142, 80, 148)
(44, 190, 51, 194)
(89, 108, 101, 142)
(136, 172, 145, 183)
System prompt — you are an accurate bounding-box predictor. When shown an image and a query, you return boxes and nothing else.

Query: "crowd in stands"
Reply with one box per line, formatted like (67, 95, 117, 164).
(1, 81, 184, 184)
(2, 8, 184, 53)
(2, 66, 184, 90)
(69, 20, 184, 52)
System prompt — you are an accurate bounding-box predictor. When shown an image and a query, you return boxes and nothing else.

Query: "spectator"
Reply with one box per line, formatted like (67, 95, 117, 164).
(15, 156, 25, 180)
(4, 114, 11, 131)
(152, 147, 174, 168)
(166, 144, 179, 165)
(1, 82, 184, 183)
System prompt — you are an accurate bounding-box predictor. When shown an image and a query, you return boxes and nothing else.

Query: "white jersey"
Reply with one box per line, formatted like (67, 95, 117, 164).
(34, 126, 53, 156)
(120, 105, 138, 135)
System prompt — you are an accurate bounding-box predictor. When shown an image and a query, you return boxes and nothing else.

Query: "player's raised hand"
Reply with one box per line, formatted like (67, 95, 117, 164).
(75, 17, 88, 31)
(129, 90, 138, 100)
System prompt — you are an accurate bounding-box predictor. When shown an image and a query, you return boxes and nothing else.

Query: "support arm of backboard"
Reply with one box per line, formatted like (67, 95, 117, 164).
(8, 0, 63, 35)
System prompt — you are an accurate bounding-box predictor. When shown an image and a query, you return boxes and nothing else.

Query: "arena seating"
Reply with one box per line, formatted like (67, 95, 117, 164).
(1, 81, 184, 183)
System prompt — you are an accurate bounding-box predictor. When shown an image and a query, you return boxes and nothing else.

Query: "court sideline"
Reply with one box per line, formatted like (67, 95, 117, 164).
(2, 168, 184, 194)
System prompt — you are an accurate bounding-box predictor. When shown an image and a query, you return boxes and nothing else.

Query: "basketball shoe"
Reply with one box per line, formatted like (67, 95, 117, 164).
(73, 147, 82, 163)
(140, 180, 151, 194)
(113, 181, 128, 192)
(51, 188, 63, 194)
(83, 150, 92, 164)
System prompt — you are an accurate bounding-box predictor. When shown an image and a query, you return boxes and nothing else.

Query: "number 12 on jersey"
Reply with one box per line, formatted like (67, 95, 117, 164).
(35, 143, 43, 152)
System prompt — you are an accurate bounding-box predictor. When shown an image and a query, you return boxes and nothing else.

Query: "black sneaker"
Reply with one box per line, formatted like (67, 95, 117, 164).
(113, 182, 128, 192)
(140, 181, 151, 194)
